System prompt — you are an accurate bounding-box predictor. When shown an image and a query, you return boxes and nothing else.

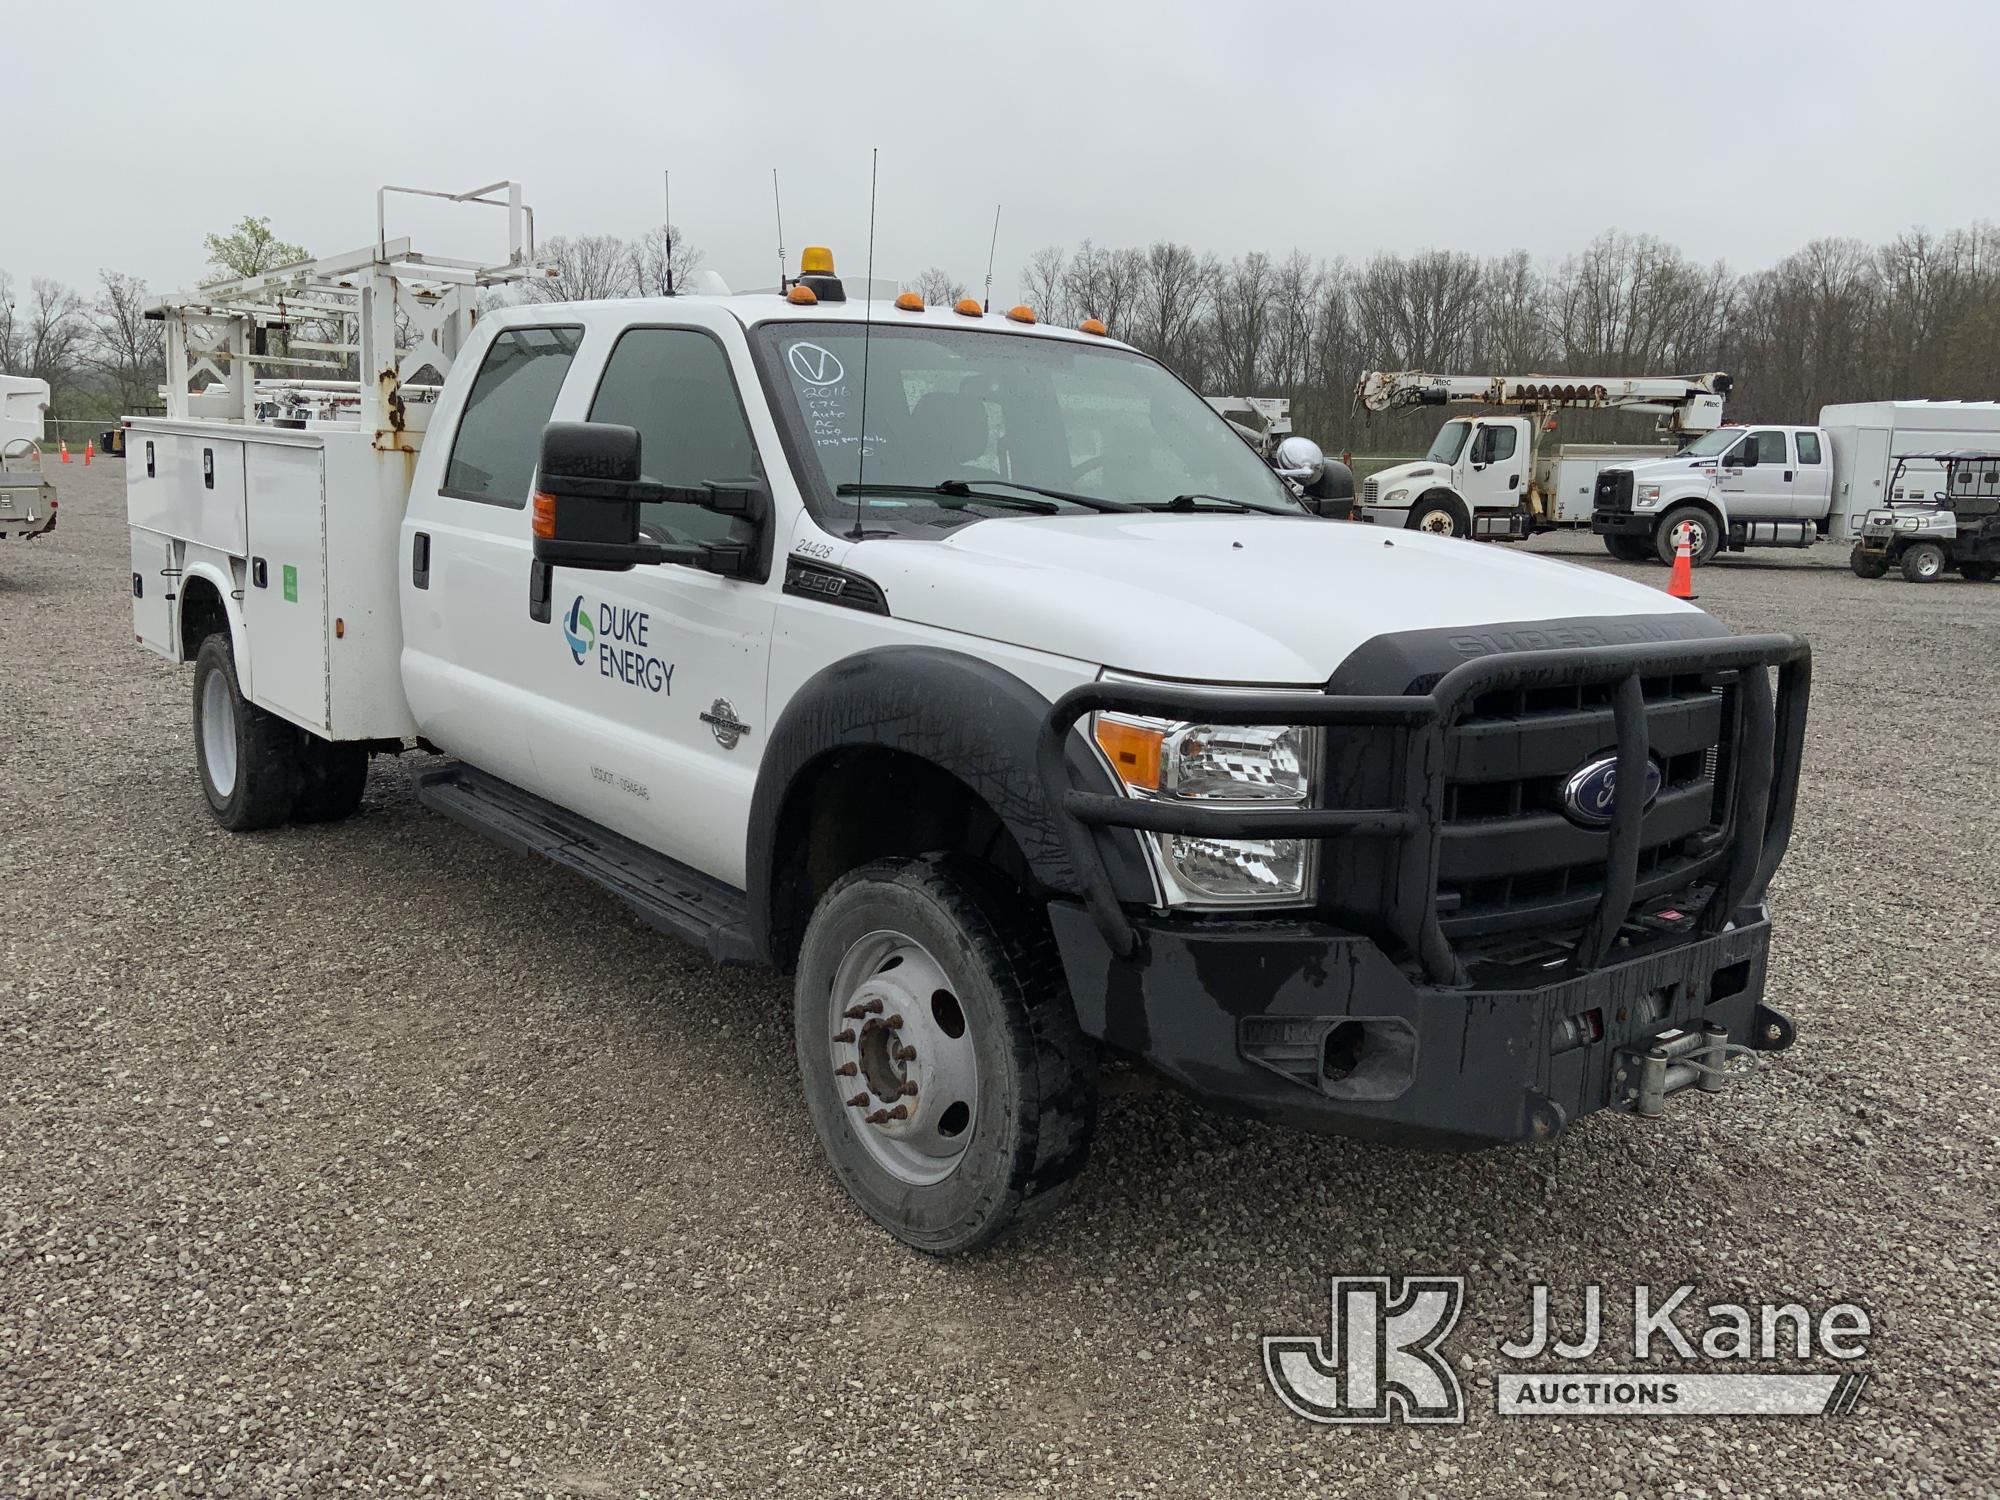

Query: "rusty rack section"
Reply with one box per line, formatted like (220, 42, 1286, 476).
(145, 182, 550, 450)
(1038, 633, 1811, 988)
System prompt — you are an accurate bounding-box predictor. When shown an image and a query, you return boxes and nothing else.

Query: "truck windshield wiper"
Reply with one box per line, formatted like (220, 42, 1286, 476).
(1156, 493, 1286, 514)
(836, 479, 1137, 515)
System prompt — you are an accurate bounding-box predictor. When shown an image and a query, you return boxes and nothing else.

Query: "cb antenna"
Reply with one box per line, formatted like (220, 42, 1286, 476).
(850, 147, 879, 542)
(772, 168, 787, 290)
(662, 169, 674, 296)
(983, 204, 1001, 313)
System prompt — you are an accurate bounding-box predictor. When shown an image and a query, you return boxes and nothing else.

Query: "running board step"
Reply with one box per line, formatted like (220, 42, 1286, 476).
(413, 762, 756, 964)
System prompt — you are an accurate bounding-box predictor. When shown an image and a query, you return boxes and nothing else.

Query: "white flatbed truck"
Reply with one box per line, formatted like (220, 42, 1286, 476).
(126, 187, 1813, 1252)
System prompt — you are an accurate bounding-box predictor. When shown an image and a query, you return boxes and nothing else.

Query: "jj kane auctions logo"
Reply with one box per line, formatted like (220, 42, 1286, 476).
(564, 595, 674, 694)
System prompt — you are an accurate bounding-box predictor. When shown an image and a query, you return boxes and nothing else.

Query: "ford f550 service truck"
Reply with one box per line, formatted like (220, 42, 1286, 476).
(126, 188, 1811, 1253)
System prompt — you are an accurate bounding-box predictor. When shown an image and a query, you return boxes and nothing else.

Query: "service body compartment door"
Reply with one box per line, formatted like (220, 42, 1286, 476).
(241, 443, 330, 732)
(127, 429, 249, 555)
(130, 528, 177, 658)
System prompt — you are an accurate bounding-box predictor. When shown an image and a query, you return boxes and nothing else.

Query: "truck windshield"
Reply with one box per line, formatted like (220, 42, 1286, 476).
(1425, 422, 1471, 464)
(1678, 430, 1743, 458)
(751, 322, 1299, 534)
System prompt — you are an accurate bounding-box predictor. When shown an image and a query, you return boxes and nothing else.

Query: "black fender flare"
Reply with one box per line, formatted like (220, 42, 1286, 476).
(745, 646, 1152, 964)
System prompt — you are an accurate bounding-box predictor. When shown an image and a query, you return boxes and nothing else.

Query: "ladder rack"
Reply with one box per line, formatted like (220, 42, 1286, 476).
(146, 181, 551, 449)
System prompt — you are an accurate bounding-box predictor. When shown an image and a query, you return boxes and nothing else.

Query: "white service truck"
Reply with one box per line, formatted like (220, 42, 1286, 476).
(1353, 370, 1734, 540)
(1591, 400, 2000, 563)
(126, 187, 1813, 1253)
(0, 374, 56, 545)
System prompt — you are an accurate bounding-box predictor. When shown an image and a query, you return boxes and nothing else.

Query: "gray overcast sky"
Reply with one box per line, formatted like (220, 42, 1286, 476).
(7, 0, 1997, 301)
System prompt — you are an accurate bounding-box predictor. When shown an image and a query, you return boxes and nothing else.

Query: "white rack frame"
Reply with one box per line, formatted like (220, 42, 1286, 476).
(148, 182, 549, 449)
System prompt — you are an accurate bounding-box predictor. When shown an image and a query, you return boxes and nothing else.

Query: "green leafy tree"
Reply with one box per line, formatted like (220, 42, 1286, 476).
(203, 216, 308, 280)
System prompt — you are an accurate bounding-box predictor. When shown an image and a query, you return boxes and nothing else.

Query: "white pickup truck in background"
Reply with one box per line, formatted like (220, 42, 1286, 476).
(123, 186, 1812, 1253)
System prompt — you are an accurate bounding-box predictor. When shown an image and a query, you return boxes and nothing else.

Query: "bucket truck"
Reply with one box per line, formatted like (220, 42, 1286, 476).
(1353, 370, 1734, 540)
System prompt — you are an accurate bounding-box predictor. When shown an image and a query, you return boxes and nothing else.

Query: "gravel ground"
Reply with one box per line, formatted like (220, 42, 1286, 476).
(4, 462, 1997, 1498)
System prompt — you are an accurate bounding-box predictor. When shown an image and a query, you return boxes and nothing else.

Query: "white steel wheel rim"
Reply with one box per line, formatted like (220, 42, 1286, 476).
(1417, 508, 1458, 535)
(200, 670, 238, 797)
(1675, 519, 1707, 554)
(826, 929, 980, 1187)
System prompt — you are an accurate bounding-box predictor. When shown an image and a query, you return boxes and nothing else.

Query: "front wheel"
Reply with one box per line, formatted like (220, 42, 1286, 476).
(1849, 544, 1889, 580)
(192, 634, 299, 830)
(1407, 494, 1468, 539)
(794, 855, 1097, 1254)
(1655, 505, 1720, 565)
(1900, 541, 1947, 583)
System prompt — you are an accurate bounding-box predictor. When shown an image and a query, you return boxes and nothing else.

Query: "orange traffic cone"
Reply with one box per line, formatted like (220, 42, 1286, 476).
(1666, 524, 1697, 601)
(83, 440, 93, 465)
(59, 439, 69, 463)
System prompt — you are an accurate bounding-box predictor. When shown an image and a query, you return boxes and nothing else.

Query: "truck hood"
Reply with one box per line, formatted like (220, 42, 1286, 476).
(844, 514, 1710, 684)
(1365, 460, 1444, 492)
(1609, 453, 1717, 482)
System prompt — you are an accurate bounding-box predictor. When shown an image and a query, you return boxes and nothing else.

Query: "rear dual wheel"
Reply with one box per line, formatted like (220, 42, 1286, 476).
(192, 634, 368, 829)
(795, 855, 1096, 1255)
(1603, 534, 1652, 563)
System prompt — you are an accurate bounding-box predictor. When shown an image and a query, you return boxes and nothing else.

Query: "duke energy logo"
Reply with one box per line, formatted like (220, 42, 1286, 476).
(562, 594, 674, 695)
(563, 596, 597, 664)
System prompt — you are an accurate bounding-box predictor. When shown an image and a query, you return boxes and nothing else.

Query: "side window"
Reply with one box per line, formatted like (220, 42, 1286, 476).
(443, 326, 582, 506)
(1795, 432, 1822, 465)
(1751, 430, 1789, 466)
(588, 328, 759, 547)
(1486, 425, 1518, 463)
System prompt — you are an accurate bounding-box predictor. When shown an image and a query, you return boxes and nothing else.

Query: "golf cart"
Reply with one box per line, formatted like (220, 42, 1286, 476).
(1850, 450, 2000, 583)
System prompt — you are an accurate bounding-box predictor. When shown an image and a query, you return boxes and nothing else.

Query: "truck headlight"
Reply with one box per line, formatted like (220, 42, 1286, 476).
(1093, 714, 1319, 907)
(1637, 484, 1662, 506)
(1383, 487, 1410, 506)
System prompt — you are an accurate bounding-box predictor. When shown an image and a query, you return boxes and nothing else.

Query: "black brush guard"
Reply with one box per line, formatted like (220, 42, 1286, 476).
(1037, 634, 1811, 987)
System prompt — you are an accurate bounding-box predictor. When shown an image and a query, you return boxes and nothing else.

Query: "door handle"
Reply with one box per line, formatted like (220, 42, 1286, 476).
(1508, 473, 1520, 490)
(1783, 470, 1793, 481)
(411, 531, 431, 589)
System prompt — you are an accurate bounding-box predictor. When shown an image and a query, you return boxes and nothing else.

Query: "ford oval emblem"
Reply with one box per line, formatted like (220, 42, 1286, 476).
(1560, 755, 1663, 827)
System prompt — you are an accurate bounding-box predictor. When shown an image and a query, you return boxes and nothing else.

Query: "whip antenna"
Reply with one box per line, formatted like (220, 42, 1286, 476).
(850, 147, 879, 542)
(772, 168, 787, 289)
(983, 204, 1001, 313)
(662, 169, 674, 296)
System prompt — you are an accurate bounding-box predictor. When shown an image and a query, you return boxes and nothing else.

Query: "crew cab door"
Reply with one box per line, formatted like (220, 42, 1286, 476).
(1459, 418, 1525, 515)
(1717, 428, 1792, 517)
(402, 321, 587, 792)
(1789, 428, 1832, 522)
(525, 322, 777, 889)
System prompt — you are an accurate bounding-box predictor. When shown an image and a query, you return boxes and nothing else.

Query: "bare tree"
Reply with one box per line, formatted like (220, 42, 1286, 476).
(1020, 246, 1070, 327)
(629, 225, 704, 297)
(908, 267, 967, 306)
(88, 271, 165, 413)
(0, 275, 90, 404)
(518, 234, 638, 303)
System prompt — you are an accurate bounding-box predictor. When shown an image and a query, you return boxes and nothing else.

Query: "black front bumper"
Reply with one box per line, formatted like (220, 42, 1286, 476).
(1035, 630, 1811, 1144)
(1592, 508, 1655, 539)
(1049, 902, 1782, 1144)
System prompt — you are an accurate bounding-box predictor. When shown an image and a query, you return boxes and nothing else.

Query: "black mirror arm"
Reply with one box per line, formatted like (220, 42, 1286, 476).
(542, 473, 767, 522)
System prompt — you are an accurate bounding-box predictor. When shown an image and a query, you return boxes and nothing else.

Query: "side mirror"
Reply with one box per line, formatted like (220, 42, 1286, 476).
(531, 420, 769, 580)
(1732, 444, 1758, 468)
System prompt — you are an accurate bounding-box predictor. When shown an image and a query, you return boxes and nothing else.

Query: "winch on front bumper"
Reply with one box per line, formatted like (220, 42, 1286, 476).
(1036, 629, 1811, 1144)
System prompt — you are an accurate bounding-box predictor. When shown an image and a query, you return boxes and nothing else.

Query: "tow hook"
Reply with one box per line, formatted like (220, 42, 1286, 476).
(1617, 1021, 1754, 1118)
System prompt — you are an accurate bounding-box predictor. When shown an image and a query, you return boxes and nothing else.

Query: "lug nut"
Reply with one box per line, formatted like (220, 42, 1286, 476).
(898, 1081, 918, 1098)
(845, 1092, 869, 1109)
(843, 998, 883, 1020)
(882, 1013, 903, 1030)
(895, 1044, 917, 1062)
(834, 1061, 857, 1077)
(833, 1029, 855, 1044)
(884, 1104, 908, 1121)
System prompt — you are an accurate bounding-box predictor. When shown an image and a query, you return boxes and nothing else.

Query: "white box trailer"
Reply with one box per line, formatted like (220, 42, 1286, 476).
(1820, 400, 2000, 542)
(1, 375, 49, 450)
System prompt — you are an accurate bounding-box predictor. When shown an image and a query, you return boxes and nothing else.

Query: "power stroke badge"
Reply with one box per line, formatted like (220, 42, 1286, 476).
(563, 595, 674, 694)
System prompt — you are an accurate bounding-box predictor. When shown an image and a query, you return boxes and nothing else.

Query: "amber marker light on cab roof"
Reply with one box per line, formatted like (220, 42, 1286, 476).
(1079, 318, 1108, 336)
(895, 291, 924, 311)
(1007, 304, 1037, 324)
(954, 297, 983, 317)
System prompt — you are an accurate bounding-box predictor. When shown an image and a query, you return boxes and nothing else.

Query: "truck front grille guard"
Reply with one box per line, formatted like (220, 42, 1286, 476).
(1036, 634, 1811, 987)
